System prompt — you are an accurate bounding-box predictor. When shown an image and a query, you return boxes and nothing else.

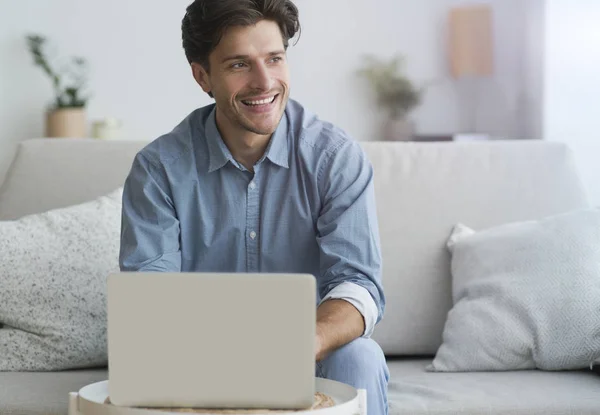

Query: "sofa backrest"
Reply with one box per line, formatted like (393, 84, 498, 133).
(0, 138, 147, 220)
(361, 140, 589, 355)
(0, 138, 590, 356)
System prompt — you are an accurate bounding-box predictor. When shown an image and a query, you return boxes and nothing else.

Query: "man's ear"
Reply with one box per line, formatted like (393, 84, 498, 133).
(191, 62, 212, 95)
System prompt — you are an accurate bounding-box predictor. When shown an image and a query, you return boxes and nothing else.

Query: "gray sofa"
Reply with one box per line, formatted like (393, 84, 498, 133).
(0, 138, 598, 415)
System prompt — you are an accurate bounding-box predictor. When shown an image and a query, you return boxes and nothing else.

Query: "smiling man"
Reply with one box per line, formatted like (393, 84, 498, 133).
(119, 0, 389, 413)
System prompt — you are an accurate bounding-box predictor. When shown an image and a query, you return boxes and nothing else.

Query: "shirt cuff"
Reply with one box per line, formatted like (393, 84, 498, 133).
(318, 281, 379, 338)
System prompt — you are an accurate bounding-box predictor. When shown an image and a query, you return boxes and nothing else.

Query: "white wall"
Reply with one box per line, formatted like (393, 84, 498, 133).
(544, 0, 600, 205)
(0, 0, 538, 182)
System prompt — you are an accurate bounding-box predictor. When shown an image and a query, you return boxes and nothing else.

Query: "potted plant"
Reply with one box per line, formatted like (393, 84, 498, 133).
(358, 55, 425, 141)
(26, 34, 90, 138)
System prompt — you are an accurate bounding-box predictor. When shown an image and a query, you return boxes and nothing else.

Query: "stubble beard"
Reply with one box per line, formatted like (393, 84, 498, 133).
(232, 94, 287, 136)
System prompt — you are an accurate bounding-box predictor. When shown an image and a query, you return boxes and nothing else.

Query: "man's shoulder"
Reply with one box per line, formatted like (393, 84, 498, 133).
(136, 105, 214, 169)
(287, 99, 359, 160)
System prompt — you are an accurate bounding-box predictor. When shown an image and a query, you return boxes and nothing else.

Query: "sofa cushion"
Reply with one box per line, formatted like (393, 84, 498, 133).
(388, 358, 600, 415)
(0, 369, 107, 415)
(0, 138, 146, 220)
(360, 140, 590, 355)
(1, 361, 599, 415)
(0, 189, 122, 371)
(428, 208, 600, 372)
(1, 362, 599, 415)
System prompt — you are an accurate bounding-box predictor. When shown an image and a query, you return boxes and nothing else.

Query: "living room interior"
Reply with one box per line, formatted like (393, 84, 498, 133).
(1, 1, 600, 415)
(0, 0, 598, 204)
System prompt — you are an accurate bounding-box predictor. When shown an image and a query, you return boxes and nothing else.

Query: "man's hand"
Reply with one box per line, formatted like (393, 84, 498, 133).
(315, 299, 365, 362)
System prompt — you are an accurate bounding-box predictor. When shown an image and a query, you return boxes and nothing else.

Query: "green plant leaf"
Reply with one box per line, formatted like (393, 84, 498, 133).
(25, 33, 89, 109)
(357, 54, 425, 119)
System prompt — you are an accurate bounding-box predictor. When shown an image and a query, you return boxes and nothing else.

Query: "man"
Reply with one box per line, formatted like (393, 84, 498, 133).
(119, 0, 389, 413)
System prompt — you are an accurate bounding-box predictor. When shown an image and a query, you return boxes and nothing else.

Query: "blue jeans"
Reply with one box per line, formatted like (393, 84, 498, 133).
(315, 338, 389, 415)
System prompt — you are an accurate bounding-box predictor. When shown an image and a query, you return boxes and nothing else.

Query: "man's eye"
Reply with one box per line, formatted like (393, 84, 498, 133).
(270, 57, 282, 63)
(231, 62, 246, 69)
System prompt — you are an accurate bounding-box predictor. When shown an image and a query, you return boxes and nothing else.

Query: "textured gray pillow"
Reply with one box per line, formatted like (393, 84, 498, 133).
(0, 188, 122, 371)
(429, 208, 600, 372)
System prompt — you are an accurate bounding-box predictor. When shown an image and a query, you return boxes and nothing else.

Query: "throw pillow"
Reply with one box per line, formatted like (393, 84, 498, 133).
(0, 188, 122, 371)
(428, 208, 600, 372)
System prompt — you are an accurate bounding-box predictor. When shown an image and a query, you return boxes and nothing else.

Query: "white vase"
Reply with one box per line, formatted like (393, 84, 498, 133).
(92, 118, 123, 140)
(383, 117, 414, 141)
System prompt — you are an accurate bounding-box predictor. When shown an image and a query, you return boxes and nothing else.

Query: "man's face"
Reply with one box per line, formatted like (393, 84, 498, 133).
(193, 20, 290, 137)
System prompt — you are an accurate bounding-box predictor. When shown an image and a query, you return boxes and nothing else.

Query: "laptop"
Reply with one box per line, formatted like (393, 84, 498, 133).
(107, 272, 316, 410)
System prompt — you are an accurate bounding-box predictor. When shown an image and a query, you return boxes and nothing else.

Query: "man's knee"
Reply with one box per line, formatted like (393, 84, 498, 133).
(320, 337, 388, 380)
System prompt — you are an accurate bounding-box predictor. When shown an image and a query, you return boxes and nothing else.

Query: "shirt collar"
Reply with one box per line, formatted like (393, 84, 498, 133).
(263, 110, 289, 169)
(205, 106, 289, 173)
(205, 107, 236, 173)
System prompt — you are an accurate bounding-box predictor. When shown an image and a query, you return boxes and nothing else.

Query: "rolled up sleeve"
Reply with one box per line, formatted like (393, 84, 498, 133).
(316, 140, 385, 336)
(319, 281, 379, 337)
(119, 152, 181, 272)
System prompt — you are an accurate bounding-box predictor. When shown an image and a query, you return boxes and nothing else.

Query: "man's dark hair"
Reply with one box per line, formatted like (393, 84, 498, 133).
(182, 0, 301, 69)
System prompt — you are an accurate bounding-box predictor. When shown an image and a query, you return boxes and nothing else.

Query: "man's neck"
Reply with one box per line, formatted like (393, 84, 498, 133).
(216, 111, 271, 172)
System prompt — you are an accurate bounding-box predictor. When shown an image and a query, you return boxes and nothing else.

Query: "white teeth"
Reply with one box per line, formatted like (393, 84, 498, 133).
(243, 96, 276, 105)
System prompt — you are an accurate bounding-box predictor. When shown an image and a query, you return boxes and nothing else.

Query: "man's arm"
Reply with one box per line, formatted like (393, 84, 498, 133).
(316, 299, 365, 361)
(120, 152, 182, 272)
(315, 139, 385, 360)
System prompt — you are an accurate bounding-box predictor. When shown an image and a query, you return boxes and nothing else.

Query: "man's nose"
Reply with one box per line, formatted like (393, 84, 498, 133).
(249, 63, 274, 92)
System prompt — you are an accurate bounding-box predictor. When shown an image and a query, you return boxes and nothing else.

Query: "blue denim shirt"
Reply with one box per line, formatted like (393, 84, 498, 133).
(119, 99, 385, 335)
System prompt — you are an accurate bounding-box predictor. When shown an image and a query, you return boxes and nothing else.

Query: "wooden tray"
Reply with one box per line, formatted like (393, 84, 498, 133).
(103, 391, 334, 413)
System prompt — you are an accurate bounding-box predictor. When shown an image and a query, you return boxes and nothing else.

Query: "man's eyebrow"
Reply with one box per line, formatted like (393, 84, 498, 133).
(221, 50, 286, 64)
(221, 54, 249, 63)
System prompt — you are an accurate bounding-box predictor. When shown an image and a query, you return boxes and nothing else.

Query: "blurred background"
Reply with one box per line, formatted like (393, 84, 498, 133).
(0, 0, 598, 204)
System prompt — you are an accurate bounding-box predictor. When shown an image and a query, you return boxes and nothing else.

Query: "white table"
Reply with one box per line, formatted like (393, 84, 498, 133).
(69, 378, 367, 415)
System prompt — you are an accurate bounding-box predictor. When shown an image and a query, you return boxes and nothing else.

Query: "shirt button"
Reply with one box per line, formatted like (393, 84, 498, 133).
(250, 231, 257, 240)
(249, 181, 256, 190)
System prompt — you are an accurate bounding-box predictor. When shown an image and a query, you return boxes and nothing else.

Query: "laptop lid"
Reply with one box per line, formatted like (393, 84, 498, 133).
(107, 272, 316, 410)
